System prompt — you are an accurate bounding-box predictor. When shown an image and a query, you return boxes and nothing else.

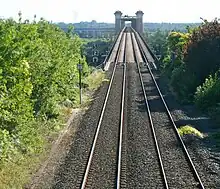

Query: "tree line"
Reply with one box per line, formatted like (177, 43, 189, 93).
(56, 21, 201, 33)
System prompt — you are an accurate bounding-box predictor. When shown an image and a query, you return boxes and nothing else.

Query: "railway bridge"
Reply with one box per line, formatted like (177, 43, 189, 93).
(74, 10, 144, 38)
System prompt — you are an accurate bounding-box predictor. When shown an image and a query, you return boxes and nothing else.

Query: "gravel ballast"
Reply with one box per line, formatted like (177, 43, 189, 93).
(126, 61, 163, 188)
(48, 60, 220, 188)
(42, 34, 220, 189)
(52, 62, 126, 188)
(84, 63, 124, 188)
(140, 62, 198, 189)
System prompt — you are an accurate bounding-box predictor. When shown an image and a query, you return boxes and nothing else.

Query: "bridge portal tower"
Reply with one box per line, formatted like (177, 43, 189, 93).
(114, 11, 122, 34)
(136, 11, 144, 34)
(114, 10, 144, 34)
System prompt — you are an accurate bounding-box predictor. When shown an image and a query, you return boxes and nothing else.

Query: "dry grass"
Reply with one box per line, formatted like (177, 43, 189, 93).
(60, 106, 74, 121)
(84, 69, 106, 91)
(0, 120, 64, 188)
(0, 150, 49, 189)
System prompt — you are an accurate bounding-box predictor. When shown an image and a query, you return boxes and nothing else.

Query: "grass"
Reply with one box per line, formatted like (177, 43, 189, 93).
(84, 69, 106, 91)
(80, 69, 107, 108)
(0, 143, 50, 189)
(72, 69, 106, 108)
(178, 125, 204, 138)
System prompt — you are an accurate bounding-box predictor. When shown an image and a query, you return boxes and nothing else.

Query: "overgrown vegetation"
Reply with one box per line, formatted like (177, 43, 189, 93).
(84, 69, 105, 90)
(0, 14, 105, 187)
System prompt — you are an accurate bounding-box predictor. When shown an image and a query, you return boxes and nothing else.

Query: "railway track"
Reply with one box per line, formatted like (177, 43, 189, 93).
(81, 27, 205, 188)
(53, 27, 207, 189)
(80, 28, 127, 189)
(129, 28, 205, 188)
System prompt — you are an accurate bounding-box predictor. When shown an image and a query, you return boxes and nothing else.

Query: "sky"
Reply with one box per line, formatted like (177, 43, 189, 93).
(0, 0, 219, 23)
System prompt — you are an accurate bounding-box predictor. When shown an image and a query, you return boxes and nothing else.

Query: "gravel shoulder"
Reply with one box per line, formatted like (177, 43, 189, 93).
(141, 63, 198, 188)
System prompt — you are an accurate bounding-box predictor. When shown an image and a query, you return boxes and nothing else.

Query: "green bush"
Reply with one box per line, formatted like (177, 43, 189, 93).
(0, 14, 108, 187)
(195, 73, 220, 109)
(161, 31, 191, 89)
(170, 65, 198, 102)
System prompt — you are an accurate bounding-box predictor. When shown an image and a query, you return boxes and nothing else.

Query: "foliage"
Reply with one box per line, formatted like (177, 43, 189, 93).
(144, 29, 169, 71)
(170, 64, 197, 101)
(0, 14, 90, 167)
(178, 125, 204, 138)
(195, 73, 220, 109)
(144, 22, 200, 32)
(156, 19, 220, 126)
(145, 29, 168, 56)
(0, 14, 110, 187)
(59, 21, 200, 32)
(167, 31, 190, 55)
(160, 30, 195, 100)
(163, 31, 190, 71)
(161, 19, 220, 103)
(184, 19, 220, 85)
(0, 149, 44, 189)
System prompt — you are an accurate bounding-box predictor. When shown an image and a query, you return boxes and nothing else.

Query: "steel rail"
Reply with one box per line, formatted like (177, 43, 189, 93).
(116, 31, 127, 189)
(130, 29, 169, 189)
(137, 30, 159, 64)
(80, 28, 125, 189)
(134, 29, 205, 189)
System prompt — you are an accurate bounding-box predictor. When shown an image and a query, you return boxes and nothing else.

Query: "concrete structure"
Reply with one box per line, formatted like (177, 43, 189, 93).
(114, 10, 144, 34)
(135, 11, 144, 34)
(114, 11, 123, 34)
